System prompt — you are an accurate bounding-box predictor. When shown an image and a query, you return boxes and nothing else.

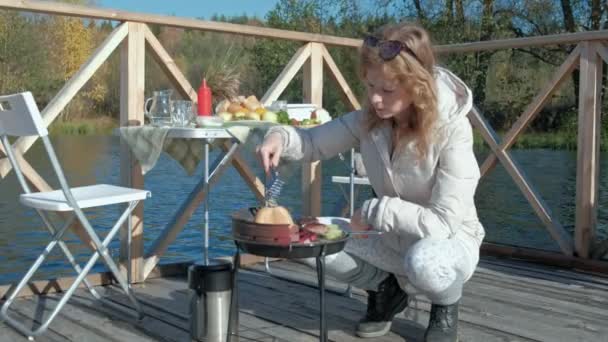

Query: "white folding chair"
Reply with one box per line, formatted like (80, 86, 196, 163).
(0, 92, 149, 340)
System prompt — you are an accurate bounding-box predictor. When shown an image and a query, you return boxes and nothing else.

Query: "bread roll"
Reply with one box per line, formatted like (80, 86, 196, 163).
(254, 206, 294, 225)
(228, 103, 244, 114)
(243, 95, 261, 111)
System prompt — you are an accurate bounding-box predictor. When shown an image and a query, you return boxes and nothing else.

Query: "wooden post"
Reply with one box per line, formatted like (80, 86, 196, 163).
(302, 43, 323, 217)
(119, 22, 146, 283)
(575, 42, 603, 258)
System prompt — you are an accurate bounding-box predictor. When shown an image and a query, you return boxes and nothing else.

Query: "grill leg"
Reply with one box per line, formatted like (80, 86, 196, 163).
(316, 246, 328, 342)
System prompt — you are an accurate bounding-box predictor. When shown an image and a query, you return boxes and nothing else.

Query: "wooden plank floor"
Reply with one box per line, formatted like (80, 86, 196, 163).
(1, 256, 608, 341)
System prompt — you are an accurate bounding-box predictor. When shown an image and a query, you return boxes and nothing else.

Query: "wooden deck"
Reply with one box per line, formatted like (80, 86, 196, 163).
(1, 256, 608, 342)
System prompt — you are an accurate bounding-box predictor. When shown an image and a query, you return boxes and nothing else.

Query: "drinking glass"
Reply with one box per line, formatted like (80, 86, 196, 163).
(171, 100, 194, 127)
(270, 100, 287, 112)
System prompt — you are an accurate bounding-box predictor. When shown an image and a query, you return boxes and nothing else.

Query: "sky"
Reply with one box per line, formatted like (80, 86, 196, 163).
(97, 0, 281, 20)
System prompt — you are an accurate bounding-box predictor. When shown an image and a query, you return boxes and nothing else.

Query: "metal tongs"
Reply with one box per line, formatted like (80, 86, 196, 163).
(348, 230, 383, 236)
(265, 168, 285, 207)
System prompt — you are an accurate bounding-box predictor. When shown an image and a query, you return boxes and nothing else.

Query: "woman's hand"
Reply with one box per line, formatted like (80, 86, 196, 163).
(350, 208, 372, 232)
(256, 133, 284, 175)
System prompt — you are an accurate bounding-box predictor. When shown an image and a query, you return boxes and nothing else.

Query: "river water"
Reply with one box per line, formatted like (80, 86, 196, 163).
(0, 135, 606, 283)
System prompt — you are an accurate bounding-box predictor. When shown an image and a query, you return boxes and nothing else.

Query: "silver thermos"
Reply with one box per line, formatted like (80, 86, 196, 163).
(188, 259, 238, 342)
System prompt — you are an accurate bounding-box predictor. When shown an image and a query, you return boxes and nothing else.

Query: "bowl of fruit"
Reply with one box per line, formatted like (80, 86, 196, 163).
(214, 95, 280, 126)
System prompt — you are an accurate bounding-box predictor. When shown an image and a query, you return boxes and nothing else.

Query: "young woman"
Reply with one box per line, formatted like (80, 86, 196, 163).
(257, 23, 484, 341)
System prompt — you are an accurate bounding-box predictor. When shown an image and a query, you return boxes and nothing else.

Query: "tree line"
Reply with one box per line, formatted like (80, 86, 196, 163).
(0, 0, 606, 133)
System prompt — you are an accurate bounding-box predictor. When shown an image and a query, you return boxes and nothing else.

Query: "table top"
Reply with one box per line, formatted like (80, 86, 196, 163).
(331, 176, 371, 185)
(165, 126, 234, 139)
(114, 126, 234, 139)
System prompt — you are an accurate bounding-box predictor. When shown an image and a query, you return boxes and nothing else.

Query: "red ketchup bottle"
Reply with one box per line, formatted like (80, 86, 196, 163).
(197, 78, 212, 116)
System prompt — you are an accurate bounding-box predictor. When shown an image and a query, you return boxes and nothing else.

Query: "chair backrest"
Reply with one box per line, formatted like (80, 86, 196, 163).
(0, 92, 48, 137)
(0, 92, 64, 198)
(0, 93, 92, 237)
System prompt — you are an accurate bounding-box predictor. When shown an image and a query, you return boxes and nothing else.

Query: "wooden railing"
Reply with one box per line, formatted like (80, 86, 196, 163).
(1, 0, 608, 295)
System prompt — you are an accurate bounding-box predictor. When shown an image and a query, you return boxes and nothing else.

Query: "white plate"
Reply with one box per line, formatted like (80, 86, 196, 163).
(285, 104, 331, 124)
(316, 216, 382, 236)
(316, 217, 351, 230)
(195, 116, 224, 128)
(223, 120, 278, 128)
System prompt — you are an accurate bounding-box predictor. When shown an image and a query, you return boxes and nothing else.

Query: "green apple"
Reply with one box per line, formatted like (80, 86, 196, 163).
(217, 112, 233, 122)
(262, 111, 278, 123)
(246, 112, 261, 121)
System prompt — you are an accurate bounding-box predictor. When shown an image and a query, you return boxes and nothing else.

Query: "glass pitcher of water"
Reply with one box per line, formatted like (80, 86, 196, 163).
(144, 89, 173, 126)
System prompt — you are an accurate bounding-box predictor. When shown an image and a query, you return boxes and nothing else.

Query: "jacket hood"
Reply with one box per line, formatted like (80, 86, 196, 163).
(434, 67, 473, 127)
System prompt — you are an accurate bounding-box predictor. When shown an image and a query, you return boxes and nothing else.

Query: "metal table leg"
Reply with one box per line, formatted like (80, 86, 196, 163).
(146, 140, 240, 270)
(229, 242, 241, 342)
(203, 141, 210, 264)
(316, 245, 328, 342)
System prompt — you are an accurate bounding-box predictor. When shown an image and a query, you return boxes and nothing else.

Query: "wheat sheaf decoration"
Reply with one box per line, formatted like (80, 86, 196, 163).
(204, 63, 241, 103)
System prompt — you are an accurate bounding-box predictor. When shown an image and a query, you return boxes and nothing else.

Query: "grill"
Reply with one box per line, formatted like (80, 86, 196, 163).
(231, 208, 350, 259)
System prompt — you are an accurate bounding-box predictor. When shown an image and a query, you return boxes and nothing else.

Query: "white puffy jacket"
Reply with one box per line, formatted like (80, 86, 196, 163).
(268, 67, 485, 278)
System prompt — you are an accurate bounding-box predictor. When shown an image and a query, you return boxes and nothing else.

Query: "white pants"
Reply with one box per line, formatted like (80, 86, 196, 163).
(302, 236, 479, 305)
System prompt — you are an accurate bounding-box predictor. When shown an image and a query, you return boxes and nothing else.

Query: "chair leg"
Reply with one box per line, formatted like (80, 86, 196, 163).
(75, 201, 144, 319)
(0, 213, 76, 339)
(2, 231, 119, 339)
(56, 239, 102, 300)
(72, 200, 145, 321)
(0, 201, 144, 339)
(37, 212, 102, 300)
(127, 207, 133, 288)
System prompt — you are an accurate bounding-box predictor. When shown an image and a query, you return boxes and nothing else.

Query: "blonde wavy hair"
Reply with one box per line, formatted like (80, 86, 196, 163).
(360, 23, 439, 158)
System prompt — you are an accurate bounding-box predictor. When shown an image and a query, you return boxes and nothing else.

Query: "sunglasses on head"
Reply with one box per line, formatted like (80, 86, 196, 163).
(363, 35, 421, 63)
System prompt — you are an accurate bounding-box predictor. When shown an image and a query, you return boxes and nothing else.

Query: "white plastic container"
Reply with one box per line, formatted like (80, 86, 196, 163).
(285, 104, 331, 123)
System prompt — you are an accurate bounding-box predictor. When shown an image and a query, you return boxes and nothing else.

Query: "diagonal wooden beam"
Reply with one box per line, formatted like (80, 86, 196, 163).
(221, 141, 265, 203)
(0, 137, 98, 253)
(596, 42, 608, 65)
(591, 238, 608, 259)
(575, 42, 603, 258)
(0, 144, 51, 191)
(261, 43, 312, 106)
(468, 108, 502, 152)
(466, 105, 503, 177)
(479, 45, 581, 178)
(319, 44, 361, 111)
(469, 108, 574, 256)
(0, 22, 129, 178)
(142, 25, 197, 102)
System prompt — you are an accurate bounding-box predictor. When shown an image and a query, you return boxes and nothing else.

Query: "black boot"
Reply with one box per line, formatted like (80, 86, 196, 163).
(424, 301, 459, 342)
(356, 274, 409, 338)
